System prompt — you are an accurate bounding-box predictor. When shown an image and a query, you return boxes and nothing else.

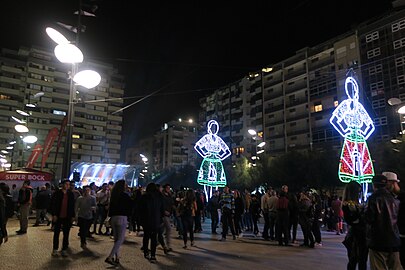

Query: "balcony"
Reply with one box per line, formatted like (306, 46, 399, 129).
(265, 104, 284, 114)
(286, 98, 307, 108)
(285, 83, 307, 94)
(286, 112, 309, 122)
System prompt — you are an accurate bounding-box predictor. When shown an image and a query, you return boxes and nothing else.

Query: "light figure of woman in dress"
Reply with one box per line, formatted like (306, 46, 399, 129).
(330, 76, 375, 201)
(194, 120, 231, 200)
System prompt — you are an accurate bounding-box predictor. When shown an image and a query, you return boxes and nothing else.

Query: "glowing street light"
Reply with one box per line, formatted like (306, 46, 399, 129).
(22, 135, 38, 144)
(46, 26, 101, 180)
(248, 129, 257, 136)
(14, 124, 29, 133)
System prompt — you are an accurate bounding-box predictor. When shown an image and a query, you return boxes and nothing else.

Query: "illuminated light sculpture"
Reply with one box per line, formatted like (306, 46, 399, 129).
(194, 120, 231, 200)
(330, 76, 375, 201)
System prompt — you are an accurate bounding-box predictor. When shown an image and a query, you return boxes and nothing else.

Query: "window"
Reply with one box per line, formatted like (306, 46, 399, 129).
(52, 110, 66, 116)
(72, 134, 80, 139)
(392, 19, 405, 32)
(374, 116, 388, 126)
(72, 143, 80, 149)
(369, 64, 382, 75)
(334, 100, 339, 107)
(370, 81, 384, 97)
(393, 37, 405, 49)
(290, 122, 297, 127)
(372, 98, 386, 109)
(367, 48, 380, 59)
(398, 75, 405, 86)
(396, 56, 405, 68)
(366, 31, 379, 43)
(314, 102, 323, 112)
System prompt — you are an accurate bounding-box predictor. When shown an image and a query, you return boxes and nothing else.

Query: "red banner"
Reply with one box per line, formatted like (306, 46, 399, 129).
(26, 144, 43, 168)
(54, 116, 68, 166)
(41, 127, 59, 169)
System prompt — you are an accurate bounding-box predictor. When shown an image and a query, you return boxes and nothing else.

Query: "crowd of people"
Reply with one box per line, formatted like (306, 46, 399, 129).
(0, 172, 403, 269)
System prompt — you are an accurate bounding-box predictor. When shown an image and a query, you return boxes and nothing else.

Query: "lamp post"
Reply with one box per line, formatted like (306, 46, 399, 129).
(248, 129, 266, 166)
(46, 27, 101, 180)
(388, 98, 405, 141)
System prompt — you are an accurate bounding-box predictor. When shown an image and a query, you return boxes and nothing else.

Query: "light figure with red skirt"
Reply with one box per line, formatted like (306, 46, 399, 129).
(330, 76, 375, 201)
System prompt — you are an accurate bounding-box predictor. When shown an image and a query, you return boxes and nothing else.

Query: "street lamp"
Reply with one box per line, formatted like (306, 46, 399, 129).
(248, 129, 266, 164)
(46, 27, 101, 180)
(388, 97, 405, 139)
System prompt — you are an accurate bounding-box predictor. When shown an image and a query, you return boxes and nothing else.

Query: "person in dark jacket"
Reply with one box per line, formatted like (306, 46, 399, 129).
(342, 181, 368, 270)
(17, 180, 33, 235)
(139, 182, 164, 263)
(249, 194, 261, 236)
(366, 173, 401, 270)
(0, 190, 7, 245)
(233, 189, 245, 236)
(276, 191, 289, 246)
(34, 185, 51, 226)
(105, 180, 132, 266)
(50, 180, 75, 257)
(178, 189, 197, 249)
(0, 183, 13, 240)
(298, 191, 315, 248)
(397, 181, 404, 269)
(207, 189, 220, 234)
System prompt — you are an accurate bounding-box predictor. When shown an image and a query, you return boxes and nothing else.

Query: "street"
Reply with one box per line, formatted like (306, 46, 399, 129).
(0, 216, 349, 270)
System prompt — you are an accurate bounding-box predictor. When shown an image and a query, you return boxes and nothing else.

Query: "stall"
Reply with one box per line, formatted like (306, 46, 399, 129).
(0, 168, 54, 189)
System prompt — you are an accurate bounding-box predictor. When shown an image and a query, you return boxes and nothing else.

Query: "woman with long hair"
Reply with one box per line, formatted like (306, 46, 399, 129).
(342, 181, 368, 270)
(139, 182, 164, 263)
(178, 189, 197, 249)
(105, 180, 132, 266)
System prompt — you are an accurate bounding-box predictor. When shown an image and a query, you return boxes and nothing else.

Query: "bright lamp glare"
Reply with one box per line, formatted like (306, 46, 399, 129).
(398, 105, 405, 114)
(15, 124, 29, 133)
(23, 135, 38, 144)
(9, 141, 16, 145)
(0, 158, 7, 163)
(11, 116, 26, 124)
(3, 163, 11, 168)
(248, 129, 257, 136)
(46, 27, 69, 45)
(73, 70, 101, 89)
(16, 110, 30, 116)
(257, 142, 266, 148)
(54, 43, 83, 64)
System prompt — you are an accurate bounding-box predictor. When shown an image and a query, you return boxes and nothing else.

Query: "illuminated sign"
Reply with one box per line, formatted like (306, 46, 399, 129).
(330, 76, 375, 198)
(194, 120, 231, 198)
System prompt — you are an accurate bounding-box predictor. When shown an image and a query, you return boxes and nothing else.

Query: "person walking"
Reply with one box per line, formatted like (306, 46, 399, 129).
(342, 181, 368, 270)
(276, 190, 289, 246)
(139, 183, 164, 263)
(75, 185, 97, 249)
(268, 190, 279, 241)
(233, 190, 244, 236)
(178, 189, 197, 249)
(16, 180, 33, 235)
(33, 185, 51, 226)
(93, 183, 110, 235)
(50, 180, 75, 257)
(105, 180, 132, 266)
(161, 184, 174, 252)
(366, 173, 402, 270)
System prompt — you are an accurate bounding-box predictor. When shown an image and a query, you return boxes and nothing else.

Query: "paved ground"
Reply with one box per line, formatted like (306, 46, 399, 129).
(0, 216, 351, 270)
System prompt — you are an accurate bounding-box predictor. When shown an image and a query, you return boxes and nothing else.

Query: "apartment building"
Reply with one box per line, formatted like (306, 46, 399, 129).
(200, 7, 405, 157)
(154, 119, 198, 171)
(0, 46, 124, 177)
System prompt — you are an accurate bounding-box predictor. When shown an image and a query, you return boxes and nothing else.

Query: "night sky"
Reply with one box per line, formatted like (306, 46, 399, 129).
(0, 0, 395, 155)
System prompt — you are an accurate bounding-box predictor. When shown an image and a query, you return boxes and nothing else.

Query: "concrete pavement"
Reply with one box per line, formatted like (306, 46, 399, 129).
(0, 216, 350, 270)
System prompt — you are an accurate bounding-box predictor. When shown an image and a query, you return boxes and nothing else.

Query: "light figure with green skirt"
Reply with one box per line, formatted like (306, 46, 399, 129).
(194, 120, 231, 200)
(330, 75, 375, 201)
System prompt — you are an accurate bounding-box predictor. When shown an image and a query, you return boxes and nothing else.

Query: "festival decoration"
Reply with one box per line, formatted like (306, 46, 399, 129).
(330, 75, 375, 200)
(194, 120, 231, 199)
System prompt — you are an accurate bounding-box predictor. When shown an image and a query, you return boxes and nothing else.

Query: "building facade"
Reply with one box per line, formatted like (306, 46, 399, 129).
(0, 46, 124, 177)
(154, 119, 198, 171)
(200, 8, 405, 158)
